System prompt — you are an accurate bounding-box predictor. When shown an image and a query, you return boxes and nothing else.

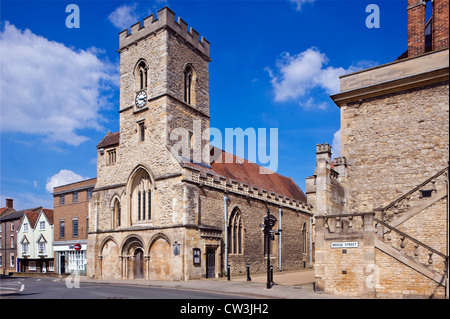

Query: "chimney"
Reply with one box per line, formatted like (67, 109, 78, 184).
(432, 0, 449, 51)
(6, 198, 13, 209)
(408, 0, 426, 57)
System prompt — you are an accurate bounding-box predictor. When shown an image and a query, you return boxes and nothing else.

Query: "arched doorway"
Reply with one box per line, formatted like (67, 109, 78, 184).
(122, 236, 145, 279)
(134, 248, 144, 279)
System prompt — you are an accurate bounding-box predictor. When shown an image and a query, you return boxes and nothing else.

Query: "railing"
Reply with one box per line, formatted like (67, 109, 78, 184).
(378, 166, 448, 222)
(315, 212, 374, 238)
(375, 217, 448, 274)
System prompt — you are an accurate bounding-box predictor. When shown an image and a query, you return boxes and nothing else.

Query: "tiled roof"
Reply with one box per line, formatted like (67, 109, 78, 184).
(97, 131, 120, 149)
(23, 209, 53, 229)
(42, 209, 54, 225)
(0, 207, 41, 222)
(0, 207, 14, 217)
(210, 149, 306, 202)
(25, 210, 41, 229)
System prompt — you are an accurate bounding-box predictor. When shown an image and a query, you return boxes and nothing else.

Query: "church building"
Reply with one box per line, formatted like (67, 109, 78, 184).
(86, 7, 312, 281)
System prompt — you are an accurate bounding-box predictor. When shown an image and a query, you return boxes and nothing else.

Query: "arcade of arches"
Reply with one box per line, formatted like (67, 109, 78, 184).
(99, 235, 172, 280)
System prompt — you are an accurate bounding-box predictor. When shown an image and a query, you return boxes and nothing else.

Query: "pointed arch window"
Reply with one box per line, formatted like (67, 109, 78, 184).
(183, 65, 196, 105)
(113, 198, 121, 228)
(228, 208, 244, 255)
(130, 169, 152, 223)
(302, 223, 307, 253)
(136, 60, 148, 91)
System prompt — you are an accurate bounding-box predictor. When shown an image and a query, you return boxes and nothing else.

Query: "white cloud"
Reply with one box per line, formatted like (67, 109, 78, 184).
(289, 0, 316, 11)
(108, 3, 139, 30)
(332, 129, 341, 159)
(299, 97, 328, 110)
(0, 23, 118, 146)
(45, 169, 89, 193)
(266, 47, 362, 108)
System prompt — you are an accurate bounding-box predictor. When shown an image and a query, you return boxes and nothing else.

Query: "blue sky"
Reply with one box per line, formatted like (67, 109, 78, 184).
(0, 0, 408, 210)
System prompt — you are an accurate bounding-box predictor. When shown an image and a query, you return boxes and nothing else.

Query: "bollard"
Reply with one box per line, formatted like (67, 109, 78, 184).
(246, 263, 251, 281)
(227, 265, 231, 281)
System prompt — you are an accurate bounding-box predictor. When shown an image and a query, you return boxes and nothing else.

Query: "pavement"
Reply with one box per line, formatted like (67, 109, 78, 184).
(80, 269, 344, 299)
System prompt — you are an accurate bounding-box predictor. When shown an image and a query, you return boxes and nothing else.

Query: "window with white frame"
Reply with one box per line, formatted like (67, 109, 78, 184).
(10, 235, 14, 248)
(23, 223, 28, 232)
(38, 242, 46, 254)
(10, 254, 14, 267)
(29, 261, 36, 271)
(40, 221, 45, 230)
(68, 250, 85, 271)
(22, 242, 29, 255)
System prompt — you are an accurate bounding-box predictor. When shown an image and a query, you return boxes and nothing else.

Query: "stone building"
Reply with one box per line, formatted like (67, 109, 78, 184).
(86, 7, 312, 281)
(306, 0, 449, 298)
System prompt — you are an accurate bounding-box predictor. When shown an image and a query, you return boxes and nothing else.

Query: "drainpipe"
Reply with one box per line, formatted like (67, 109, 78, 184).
(278, 208, 282, 271)
(224, 195, 228, 277)
(446, 164, 449, 299)
(309, 216, 313, 268)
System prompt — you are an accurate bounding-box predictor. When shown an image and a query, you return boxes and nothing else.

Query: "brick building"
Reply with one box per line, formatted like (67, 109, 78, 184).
(53, 178, 96, 276)
(0, 199, 43, 275)
(87, 7, 312, 281)
(306, 0, 449, 298)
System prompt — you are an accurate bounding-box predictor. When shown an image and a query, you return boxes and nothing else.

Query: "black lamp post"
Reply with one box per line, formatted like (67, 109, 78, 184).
(263, 210, 277, 289)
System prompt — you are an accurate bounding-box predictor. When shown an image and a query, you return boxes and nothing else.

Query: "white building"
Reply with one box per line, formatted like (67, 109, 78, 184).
(17, 209, 54, 273)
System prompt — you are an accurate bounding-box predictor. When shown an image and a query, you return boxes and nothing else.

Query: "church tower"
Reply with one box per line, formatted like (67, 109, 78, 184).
(118, 6, 211, 167)
(87, 7, 212, 281)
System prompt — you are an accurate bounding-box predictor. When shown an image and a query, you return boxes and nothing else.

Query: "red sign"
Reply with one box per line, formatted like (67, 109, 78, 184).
(73, 243, 82, 251)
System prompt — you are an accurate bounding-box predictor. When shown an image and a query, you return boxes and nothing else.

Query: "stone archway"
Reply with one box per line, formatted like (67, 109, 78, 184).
(122, 236, 145, 279)
(100, 238, 120, 279)
(149, 237, 171, 280)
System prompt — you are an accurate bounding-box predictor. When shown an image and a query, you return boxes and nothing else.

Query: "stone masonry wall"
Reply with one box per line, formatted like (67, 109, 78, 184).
(199, 187, 311, 276)
(341, 81, 449, 213)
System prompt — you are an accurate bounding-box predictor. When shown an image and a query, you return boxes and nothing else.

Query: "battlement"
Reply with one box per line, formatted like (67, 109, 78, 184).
(316, 143, 332, 154)
(118, 6, 210, 59)
(334, 156, 347, 166)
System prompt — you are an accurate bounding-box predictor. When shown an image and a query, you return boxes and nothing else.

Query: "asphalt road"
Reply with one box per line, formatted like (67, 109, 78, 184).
(0, 276, 250, 299)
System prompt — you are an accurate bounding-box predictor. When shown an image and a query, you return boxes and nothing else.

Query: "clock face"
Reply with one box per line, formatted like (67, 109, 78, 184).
(135, 90, 147, 108)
